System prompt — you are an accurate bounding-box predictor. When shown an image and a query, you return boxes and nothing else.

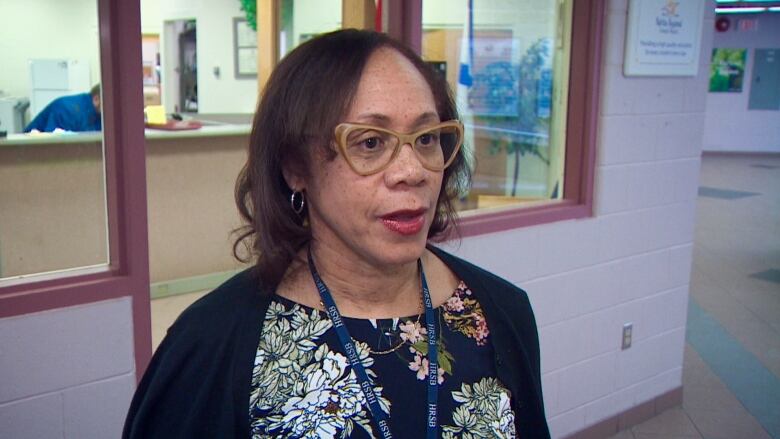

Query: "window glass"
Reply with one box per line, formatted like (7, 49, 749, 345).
(279, 0, 343, 59)
(140, 1, 261, 116)
(0, 0, 108, 279)
(422, 0, 571, 212)
(138, 1, 343, 117)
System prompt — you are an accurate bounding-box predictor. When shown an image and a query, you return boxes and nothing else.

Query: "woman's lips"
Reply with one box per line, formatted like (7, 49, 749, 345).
(380, 209, 426, 236)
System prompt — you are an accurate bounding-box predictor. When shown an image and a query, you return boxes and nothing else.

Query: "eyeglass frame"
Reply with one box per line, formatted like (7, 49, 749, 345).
(333, 120, 464, 176)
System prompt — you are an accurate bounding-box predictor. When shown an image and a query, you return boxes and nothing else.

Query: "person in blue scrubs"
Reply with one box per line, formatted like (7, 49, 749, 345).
(25, 84, 101, 132)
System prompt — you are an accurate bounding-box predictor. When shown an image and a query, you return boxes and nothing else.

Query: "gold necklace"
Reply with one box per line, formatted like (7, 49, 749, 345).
(319, 286, 425, 356)
(366, 308, 424, 355)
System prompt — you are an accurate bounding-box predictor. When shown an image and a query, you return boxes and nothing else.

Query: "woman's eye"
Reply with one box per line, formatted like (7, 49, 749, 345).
(346, 130, 386, 152)
(362, 137, 381, 149)
(417, 132, 439, 146)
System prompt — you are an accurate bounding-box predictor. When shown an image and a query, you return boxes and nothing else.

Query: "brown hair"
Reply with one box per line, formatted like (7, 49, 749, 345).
(233, 29, 470, 289)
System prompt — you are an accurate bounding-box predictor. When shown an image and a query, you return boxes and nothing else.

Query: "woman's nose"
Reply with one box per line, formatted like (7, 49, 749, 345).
(385, 142, 426, 186)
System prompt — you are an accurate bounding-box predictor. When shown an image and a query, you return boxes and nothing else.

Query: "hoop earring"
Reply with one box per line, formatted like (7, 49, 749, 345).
(291, 190, 305, 215)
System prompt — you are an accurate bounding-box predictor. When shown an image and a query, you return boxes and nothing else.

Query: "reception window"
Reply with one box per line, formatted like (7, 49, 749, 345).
(0, 0, 108, 280)
(242, 0, 598, 234)
(421, 0, 572, 213)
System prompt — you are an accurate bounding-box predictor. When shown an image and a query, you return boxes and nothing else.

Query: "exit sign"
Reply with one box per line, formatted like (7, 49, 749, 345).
(737, 18, 759, 32)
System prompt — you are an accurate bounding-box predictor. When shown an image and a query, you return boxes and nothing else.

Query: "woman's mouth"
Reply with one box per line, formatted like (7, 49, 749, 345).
(380, 209, 427, 236)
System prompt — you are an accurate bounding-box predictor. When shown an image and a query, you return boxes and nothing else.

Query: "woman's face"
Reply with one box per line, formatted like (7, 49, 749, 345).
(297, 47, 444, 268)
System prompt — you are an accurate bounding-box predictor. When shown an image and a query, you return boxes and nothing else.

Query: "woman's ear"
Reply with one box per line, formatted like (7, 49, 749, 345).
(282, 163, 305, 192)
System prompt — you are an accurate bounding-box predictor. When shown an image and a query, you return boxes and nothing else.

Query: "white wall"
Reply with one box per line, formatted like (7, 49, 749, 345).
(703, 13, 780, 153)
(141, 0, 163, 34)
(0, 298, 136, 438)
(160, 0, 259, 113)
(289, 0, 341, 48)
(442, 1, 710, 436)
(0, 0, 100, 117)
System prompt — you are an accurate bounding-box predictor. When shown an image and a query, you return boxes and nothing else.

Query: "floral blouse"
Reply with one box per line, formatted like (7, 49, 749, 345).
(249, 281, 516, 438)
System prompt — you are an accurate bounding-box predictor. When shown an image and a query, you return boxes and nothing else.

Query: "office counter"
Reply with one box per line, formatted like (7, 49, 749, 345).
(0, 125, 250, 283)
(0, 123, 250, 145)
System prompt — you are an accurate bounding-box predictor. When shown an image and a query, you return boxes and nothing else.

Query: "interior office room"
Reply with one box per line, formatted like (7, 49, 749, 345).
(0, 0, 778, 438)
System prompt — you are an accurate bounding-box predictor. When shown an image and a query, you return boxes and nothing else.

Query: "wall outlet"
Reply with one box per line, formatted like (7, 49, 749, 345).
(622, 323, 633, 350)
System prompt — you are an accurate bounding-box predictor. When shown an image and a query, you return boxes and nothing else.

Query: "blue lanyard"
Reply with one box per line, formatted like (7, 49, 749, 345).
(308, 248, 438, 439)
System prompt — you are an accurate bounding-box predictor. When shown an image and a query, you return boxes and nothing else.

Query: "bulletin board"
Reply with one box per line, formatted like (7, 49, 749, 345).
(233, 17, 258, 78)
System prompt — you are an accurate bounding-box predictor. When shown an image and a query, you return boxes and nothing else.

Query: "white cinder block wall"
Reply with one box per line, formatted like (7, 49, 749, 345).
(0, 298, 136, 438)
(445, 1, 711, 437)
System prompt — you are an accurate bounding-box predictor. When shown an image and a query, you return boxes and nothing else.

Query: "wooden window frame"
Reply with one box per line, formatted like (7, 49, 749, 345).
(413, 0, 604, 237)
(259, 0, 603, 237)
(0, 0, 152, 376)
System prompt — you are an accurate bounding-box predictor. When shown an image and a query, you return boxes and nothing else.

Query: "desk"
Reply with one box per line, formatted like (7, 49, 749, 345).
(0, 125, 250, 282)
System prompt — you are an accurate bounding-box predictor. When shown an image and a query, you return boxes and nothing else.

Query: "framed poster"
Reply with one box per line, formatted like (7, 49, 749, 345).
(233, 17, 257, 78)
(624, 0, 706, 76)
(709, 48, 747, 93)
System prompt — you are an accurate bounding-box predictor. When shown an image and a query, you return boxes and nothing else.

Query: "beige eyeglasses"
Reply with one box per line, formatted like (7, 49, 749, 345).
(333, 120, 464, 176)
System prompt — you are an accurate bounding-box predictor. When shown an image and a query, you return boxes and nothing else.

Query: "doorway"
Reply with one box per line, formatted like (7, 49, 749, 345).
(162, 19, 198, 114)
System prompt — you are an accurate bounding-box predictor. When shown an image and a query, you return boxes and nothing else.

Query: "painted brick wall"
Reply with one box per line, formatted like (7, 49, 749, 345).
(443, 1, 711, 437)
(0, 298, 136, 438)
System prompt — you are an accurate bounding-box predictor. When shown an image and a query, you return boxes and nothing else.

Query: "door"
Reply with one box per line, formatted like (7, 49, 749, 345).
(179, 21, 198, 113)
(748, 48, 780, 111)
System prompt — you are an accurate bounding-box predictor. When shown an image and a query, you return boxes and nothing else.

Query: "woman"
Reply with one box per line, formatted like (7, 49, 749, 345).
(124, 29, 549, 438)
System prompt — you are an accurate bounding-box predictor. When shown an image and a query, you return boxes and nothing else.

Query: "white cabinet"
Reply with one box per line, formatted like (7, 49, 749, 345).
(28, 59, 91, 117)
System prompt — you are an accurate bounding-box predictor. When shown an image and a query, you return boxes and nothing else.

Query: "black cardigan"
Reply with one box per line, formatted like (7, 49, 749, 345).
(123, 247, 550, 438)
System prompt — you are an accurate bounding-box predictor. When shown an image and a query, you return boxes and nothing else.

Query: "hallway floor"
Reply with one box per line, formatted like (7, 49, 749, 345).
(150, 154, 780, 439)
(608, 153, 779, 439)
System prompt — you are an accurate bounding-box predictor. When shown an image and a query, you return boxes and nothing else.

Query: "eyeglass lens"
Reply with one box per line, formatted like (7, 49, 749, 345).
(344, 125, 460, 173)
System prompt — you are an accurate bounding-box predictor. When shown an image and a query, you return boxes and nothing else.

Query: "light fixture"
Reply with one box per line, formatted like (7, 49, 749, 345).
(770, 6, 780, 10)
(715, 6, 767, 13)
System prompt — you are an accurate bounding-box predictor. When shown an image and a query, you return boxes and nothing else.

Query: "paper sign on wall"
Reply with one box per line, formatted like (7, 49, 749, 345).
(624, 0, 706, 76)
